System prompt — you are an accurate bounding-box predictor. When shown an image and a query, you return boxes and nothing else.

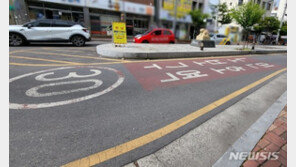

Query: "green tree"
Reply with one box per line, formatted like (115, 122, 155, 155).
(217, 3, 232, 25)
(260, 16, 280, 34)
(280, 21, 287, 35)
(231, 2, 265, 42)
(189, 9, 209, 36)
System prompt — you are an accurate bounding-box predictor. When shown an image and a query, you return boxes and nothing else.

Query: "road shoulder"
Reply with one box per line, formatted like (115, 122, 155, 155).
(123, 72, 287, 167)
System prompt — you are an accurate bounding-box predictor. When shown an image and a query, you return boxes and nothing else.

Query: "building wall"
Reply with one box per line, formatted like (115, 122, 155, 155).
(219, 0, 274, 16)
(271, 0, 287, 21)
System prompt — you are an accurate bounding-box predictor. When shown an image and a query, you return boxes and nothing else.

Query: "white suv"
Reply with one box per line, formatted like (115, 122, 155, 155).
(9, 19, 91, 46)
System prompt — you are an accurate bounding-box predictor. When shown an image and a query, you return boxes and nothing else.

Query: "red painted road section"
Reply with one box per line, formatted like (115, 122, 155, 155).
(125, 57, 282, 90)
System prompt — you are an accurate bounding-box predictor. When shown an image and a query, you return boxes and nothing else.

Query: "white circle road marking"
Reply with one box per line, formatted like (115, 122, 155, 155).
(9, 66, 124, 110)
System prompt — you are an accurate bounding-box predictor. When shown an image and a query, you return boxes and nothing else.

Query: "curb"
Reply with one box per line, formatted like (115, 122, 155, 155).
(96, 46, 287, 59)
(213, 91, 287, 167)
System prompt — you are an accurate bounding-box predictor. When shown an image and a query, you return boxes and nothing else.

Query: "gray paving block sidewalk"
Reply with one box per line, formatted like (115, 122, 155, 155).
(96, 44, 287, 59)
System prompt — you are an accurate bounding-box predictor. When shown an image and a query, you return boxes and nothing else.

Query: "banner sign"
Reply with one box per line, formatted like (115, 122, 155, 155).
(112, 22, 127, 44)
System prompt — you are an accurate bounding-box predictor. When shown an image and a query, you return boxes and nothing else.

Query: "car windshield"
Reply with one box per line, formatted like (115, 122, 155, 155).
(143, 29, 153, 35)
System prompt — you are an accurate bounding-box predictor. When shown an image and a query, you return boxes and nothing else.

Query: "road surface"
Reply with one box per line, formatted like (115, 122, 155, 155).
(9, 43, 287, 167)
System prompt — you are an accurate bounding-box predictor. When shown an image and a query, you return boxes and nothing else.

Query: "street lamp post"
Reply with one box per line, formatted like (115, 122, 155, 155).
(172, 0, 178, 35)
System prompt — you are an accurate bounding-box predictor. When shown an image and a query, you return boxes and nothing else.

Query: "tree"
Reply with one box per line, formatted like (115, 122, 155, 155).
(189, 9, 209, 37)
(260, 16, 280, 34)
(280, 21, 287, 35)
(217, 3, 232, 25)
(231, 2, 265, 42)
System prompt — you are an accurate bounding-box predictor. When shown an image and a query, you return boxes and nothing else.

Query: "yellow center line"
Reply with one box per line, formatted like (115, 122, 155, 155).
(9, 62, 80, 67)
(9, 48, 38, 54)
(61, 68, 287, 167)
(10, 55, 83, 65)
(36, 49, 128, 63)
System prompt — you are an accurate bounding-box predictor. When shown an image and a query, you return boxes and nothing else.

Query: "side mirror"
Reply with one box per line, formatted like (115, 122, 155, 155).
(27, 24, 33, 29)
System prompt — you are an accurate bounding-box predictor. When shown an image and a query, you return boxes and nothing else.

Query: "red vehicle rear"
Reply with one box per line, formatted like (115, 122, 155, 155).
(133, 28, 175, 44)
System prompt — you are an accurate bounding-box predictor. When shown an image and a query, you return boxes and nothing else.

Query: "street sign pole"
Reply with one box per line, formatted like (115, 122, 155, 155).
(172, 0, 178, 35)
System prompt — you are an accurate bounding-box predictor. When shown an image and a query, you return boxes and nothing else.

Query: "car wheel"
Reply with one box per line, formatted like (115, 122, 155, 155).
(142, 40, 149, 43)
(71, 35, 86, 47)
(9, 33, 24, 46)
(169, 41, 175, 44)
(226, 41, 231, 45)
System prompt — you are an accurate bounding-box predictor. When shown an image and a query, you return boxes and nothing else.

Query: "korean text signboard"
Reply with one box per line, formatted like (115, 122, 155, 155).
(112, 22, 127, 44)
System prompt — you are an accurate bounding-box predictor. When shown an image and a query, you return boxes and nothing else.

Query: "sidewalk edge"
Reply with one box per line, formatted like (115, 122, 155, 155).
(212, 91, 287, 167)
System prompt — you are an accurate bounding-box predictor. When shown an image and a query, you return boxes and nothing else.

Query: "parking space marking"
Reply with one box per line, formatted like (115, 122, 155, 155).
(10, 55, 83, 65)
(61, 68, 286, 167)
(9, 66, 124, 109)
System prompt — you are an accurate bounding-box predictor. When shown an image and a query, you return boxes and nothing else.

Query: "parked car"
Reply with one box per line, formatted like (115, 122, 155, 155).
(210, 33, 231, 45)
(133, 28, 175, 44)
(9, 19, 91, 46)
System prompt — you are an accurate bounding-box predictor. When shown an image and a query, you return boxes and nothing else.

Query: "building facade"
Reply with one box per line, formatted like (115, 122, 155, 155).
(156, 0, 205, 40)
(271, 0, 287, 21)
(219, 0, 274, 16)
(10, 0, 155, 36)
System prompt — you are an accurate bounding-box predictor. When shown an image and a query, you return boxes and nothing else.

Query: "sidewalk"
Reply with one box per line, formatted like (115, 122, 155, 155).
(96, 44, 287, 59)
(243, 106, 287, 167)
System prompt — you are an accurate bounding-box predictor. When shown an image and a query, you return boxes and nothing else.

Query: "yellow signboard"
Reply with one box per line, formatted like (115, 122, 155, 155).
(163, 0, 192, 19)
(112, 22, 127, 44)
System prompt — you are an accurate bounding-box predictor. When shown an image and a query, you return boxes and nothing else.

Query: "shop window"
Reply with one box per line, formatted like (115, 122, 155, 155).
(28, 7, 45, 20)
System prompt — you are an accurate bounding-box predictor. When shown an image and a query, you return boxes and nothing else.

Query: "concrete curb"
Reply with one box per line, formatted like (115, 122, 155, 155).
(213, 91, 287, 167)
(122, 73, 287, 167)
(96, 44, 287, 59)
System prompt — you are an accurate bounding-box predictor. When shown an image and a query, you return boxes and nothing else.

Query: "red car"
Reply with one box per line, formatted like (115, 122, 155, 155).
(133, 28, 175, 44)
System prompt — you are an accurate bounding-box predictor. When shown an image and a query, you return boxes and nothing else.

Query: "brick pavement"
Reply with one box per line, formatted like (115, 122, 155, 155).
(243, 106, 287, 167)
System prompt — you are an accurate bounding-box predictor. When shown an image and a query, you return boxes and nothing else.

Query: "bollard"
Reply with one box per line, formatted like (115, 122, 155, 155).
(200, 41, 204, 51)
(251, 42, 255, 50)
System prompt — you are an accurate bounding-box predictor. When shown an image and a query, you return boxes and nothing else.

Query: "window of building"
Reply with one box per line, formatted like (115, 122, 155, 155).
(192, 1, 197, 10)
(257, 0, 261, 5)
(230, 2, 232, 6)
(198, 3, 203, 10)
(267, 3, 271, 10)
(262, 2, 266, 9)
(238, 0, 243, 6)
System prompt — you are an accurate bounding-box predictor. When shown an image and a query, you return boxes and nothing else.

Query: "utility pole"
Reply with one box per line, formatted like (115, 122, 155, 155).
(154, 0, 159, 27)
(276, 0, 287, 45)
(172, 0, 178, 35)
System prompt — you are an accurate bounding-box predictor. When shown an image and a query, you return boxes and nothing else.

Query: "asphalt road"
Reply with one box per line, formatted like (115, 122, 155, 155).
(9, 43, 287, 167)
